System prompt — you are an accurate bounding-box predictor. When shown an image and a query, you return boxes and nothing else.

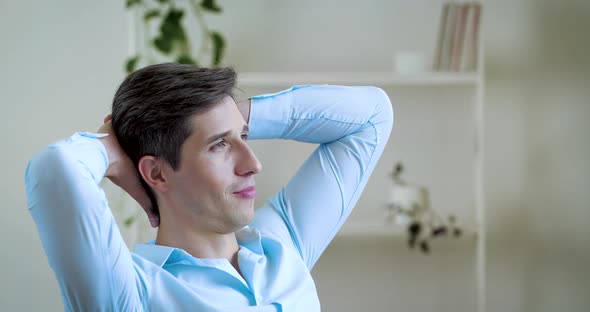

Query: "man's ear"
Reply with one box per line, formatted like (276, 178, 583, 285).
(138, 156, 169, 193)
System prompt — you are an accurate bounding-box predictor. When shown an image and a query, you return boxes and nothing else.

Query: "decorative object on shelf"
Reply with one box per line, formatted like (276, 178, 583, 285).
(433, 1, 481, 72)
(386, 162, 462, 253)
(124, 0, 226, 74)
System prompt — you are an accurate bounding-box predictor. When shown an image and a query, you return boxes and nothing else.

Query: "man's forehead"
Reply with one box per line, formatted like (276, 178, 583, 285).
(186, 97, 245, 141)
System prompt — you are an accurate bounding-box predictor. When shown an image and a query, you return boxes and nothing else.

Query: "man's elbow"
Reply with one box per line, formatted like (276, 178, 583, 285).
(369, 86, 394, 136)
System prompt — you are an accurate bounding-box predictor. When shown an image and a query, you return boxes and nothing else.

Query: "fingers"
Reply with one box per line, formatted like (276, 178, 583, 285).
(129, 179, 160, 228)
(148, 215, 160, 228)
(99, 115, 113, 134)
(101, 113, 159, 228)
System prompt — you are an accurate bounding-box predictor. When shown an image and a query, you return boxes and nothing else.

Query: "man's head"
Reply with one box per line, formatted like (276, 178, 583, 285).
(112, 63, 261, 232)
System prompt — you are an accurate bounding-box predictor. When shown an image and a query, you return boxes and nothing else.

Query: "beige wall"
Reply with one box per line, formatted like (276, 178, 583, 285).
(1, 0, 588, 311)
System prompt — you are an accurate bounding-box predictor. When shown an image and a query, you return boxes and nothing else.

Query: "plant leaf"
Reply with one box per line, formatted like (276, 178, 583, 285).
(155, 0, 169, 4)
(153, 36, 173, 54)
(160, 9, 187, 41)
(162, 9, 185, 37)
(210, 31, 225, 65)
(153, 8, 190, 55)
(200, 0, 222, 13)
(124, 215, 136, 227)
(125, 55, 140, 74)
(126, 0, 142, 8)
(177, 54, 197, 66)
(144, 9, 160, 21)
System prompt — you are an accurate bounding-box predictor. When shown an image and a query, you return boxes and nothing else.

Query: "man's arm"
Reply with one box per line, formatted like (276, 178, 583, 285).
(249, 85, 394, 269)
(25, 131, 147, 311)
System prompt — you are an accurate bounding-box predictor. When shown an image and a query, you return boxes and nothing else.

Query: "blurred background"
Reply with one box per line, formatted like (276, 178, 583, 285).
(1, 0, 589, 311)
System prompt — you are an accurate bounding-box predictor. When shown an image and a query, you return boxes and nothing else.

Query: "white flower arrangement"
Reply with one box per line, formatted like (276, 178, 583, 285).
(386, 162, 462, 253)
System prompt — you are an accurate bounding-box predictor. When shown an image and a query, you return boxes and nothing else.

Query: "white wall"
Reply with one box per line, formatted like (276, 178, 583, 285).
(484, 1, 590, 311)
(1, 1, 126, 310)
(1, 0, 589, 311)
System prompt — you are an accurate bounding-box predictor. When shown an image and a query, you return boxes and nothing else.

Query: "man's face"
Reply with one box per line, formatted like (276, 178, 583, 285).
(165, 96, 262, 234)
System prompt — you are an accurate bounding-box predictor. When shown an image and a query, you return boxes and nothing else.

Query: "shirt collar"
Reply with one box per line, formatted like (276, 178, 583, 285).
(133, 241, 175, 267)
(133, 226, 263, 267)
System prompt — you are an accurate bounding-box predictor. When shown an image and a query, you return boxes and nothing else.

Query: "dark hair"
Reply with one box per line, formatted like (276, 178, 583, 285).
(111, 63, 237, 216)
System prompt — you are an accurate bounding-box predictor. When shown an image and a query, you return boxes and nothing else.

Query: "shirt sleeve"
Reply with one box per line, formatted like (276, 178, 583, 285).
(249, 85, 394, 269)
(24, 132, 147, 311)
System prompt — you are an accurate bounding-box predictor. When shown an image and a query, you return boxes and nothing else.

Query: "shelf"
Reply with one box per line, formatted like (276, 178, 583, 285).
(238, 71, 479, 87)
(338, 221, 405, 237)
(337, 220, 478, 240)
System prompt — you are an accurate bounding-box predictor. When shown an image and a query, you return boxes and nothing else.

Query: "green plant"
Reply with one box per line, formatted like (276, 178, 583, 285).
(125, 0, 226, 74)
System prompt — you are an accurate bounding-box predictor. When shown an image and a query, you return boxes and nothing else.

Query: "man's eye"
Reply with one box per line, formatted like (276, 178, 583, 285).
(211, 140, 228, 151)
(241, 133, 249, 141)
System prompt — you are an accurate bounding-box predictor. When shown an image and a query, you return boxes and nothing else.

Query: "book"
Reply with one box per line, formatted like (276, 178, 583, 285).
(439, 3, 459, 71)
(433, 3, 450, 71)
(459, 2, 481, 71)
(433, 1, 482, 72)
(450, 3, 470, 71)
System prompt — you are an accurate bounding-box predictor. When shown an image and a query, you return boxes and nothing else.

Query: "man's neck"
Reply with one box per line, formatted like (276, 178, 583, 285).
(155, 220, 240, 263)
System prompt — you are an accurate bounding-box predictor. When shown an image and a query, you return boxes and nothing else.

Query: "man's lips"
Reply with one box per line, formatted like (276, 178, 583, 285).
(233, 186, 256, 199)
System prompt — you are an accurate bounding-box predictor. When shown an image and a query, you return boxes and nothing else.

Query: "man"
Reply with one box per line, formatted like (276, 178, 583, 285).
(25, 64, 393, 311)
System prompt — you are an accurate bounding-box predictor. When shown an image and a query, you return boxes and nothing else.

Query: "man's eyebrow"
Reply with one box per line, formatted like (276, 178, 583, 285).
(205, 125, 249, 145)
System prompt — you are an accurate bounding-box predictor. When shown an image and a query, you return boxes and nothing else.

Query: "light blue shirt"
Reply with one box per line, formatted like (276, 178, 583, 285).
(25, 85, 393, 311)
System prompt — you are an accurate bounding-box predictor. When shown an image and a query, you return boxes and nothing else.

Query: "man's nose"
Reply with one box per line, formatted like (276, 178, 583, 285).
(235, 143, 262, 176)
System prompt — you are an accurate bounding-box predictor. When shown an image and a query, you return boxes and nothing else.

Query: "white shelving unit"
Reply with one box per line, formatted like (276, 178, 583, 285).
(337, 220, 481, 239)
(238, 72, 478, 87)
(238, 69, 486, 312)
(237, 0, 486, 310)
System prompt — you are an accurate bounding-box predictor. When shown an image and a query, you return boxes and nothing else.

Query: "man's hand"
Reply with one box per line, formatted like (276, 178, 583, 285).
(237, 99, 251, 123)
(98, 115, 160, 227)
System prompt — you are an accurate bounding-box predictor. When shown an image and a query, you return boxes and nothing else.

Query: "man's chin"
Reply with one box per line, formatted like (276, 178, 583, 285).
(229, 206, 255, 228)
(242, 208, 255, 225)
